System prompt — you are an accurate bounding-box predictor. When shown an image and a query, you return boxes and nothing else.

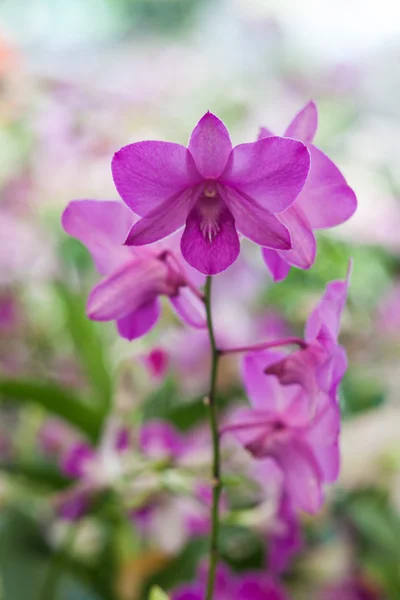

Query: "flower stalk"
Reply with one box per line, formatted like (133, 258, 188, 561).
(204, 276, 222, 600)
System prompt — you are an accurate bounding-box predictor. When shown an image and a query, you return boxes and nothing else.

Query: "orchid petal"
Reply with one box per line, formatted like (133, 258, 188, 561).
(124, 188, 195, 245)
(112, 141, 202, 217)
(258, 126, 275, 140)
(305, 270, 350, 345)
(306, 399, 341, 482)
(181, 205, 240, 275)
(116, 299, 161, 340)
(297, 146, 357, 229)
(284, 101, 318, 144)
(169, 287, 206, 328)
(188, 112, 232, 179)
(273, 439, 323, 514)
(262, 249, 291, 282)
(223, 188, 291, 250)
(242, 351, 287, 411)
(87, 259, 168, 321)
(277, 205, 316, 269)
(62, 200, 134, 274)
(220, 136, 310, 213)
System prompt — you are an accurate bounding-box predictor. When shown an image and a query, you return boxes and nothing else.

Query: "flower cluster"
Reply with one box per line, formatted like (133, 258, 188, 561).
(61, 102, 355, 598)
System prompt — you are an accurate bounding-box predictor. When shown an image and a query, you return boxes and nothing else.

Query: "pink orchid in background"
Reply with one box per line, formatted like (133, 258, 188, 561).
(131, 421, 215, 554)
(260, 101, 357, 281)
(223, 350, 340, 514)
(141, 347, 170, 382)
(268, 491, 303, 573)
(57, 420, 131, 520)
(112, 111, 311, 274)
(266, 268, 351, 402)
(38, 418, 79, 458)
(62, 199, 206, 340)
(251, 459, 303, 573)
(172, 563, 289, 600)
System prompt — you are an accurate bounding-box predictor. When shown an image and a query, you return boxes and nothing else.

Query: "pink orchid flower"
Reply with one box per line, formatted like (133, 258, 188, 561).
(112, 112, 311, 275)
(260, 101, 357, 281)
(224, 350, 340, 514)
(62, 199, 206, 340)
(266, 267, 351, 402)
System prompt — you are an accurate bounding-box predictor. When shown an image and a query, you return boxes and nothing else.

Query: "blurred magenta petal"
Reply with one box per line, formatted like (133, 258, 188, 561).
(273, 438, 323, 514)
(188, 111, 232, 178)
(224, 188, 291, 249)
(296, 146, 357, 229)
(61, 442, 94, 478)
(262, 248, 291, 282)
(142, 347, 169, 380)
(221, 136, 310, 213)
(57, 488, 89, 521)
(140, 420, 184, 459)
(305, 270, 350, 348)
(112, 141, 202, 217)
(170, 287, 207, 328)
(62, 199, 134, 274)
(258, 125, 274, 139)
(269, 493, 303, 573)
(86, 259, 168, 321)
(116, 299, 161, 340)
(181, 204, 240, 275)
(284, 100, 318, 144)
(307, 400, 341, 482)
(173, 564, 288, 600)
(236, 573, 289, 600)
(242, 350, 287, 411)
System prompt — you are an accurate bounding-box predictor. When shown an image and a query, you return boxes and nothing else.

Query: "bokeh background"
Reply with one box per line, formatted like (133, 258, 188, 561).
(0, 0, 400, 598)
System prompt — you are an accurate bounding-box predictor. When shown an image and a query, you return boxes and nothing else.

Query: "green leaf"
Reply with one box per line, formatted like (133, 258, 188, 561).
(0, 508, 48, 600)
(1, 460, 70, 490)
(149, 586, 170, 600)
(55, 282, 112, 412)
(0, 379, 102, 441)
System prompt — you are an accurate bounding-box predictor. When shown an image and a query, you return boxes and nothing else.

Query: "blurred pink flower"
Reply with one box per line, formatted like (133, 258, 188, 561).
(260, 102, 356, 281)
(62, 199, 206, 340)
(112, 111, 310, 274)
(172, 563, 288, 600)
(266, 268, 350, 401)
(224, 349, 340, 514)
(131, 421, 215, 554)
(38, 418, 79, 458)
(141, 347, 170, 381)
(57, 420, 131, 520)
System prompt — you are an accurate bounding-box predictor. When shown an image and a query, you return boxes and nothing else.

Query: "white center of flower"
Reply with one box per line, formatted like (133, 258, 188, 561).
(203, 182, 217, 198)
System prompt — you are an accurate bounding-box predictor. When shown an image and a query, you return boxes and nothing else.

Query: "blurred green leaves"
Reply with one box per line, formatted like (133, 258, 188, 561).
(55, 282, 112, 413)
(0, 379, 102, 441)
(338, 489, 400, 598)
(149, 587, 170, 600)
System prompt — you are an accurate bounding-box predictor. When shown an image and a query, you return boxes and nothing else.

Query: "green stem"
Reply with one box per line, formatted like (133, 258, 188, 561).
(39, 523, 78, 600)
(204, 276, 222, 600)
